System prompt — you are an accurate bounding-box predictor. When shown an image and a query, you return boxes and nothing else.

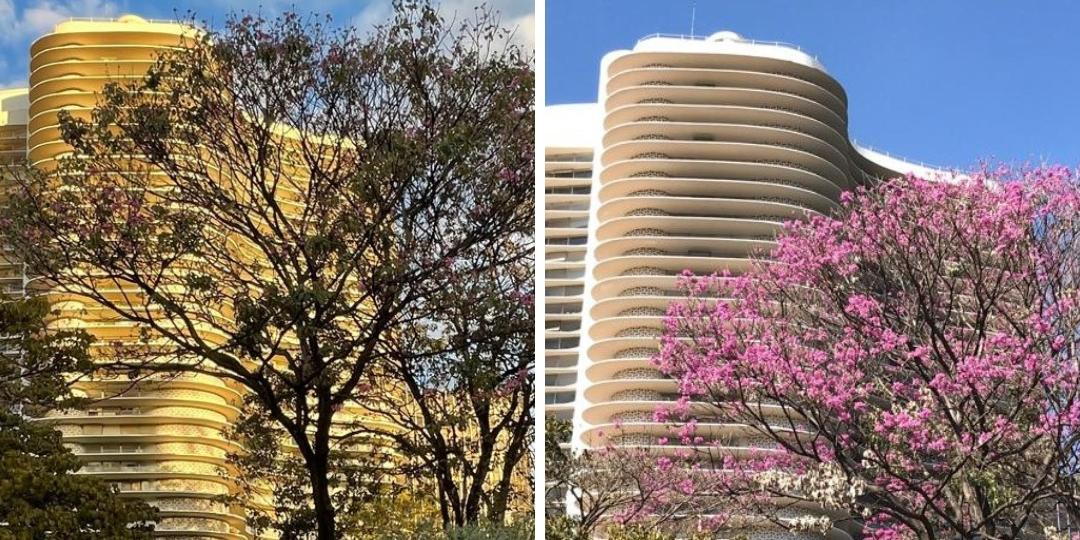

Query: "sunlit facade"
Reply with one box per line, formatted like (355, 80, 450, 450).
(2, 15, 400, 539)
(544, 31, 942, 534)
(11, 15, 252, 539)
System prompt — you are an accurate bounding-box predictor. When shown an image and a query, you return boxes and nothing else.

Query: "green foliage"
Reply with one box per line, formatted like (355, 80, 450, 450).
(545, 417, 572, 487)
(443, 519, 534, 540)
(544, 514, 584, 540)
(604, 524, 714, 540)
(604, 525, 677, 540)
(369, 518, 534, 540)
(0, 298, 157, 538)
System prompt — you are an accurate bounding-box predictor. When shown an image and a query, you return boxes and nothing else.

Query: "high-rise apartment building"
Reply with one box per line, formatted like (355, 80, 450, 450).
(1, 15, 409, 539)
(543, 31, 943, 522)
(7, 16, 258, 539)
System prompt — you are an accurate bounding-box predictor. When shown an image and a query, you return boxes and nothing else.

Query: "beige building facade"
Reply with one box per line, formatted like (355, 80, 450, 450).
(544, 31, 943, 532)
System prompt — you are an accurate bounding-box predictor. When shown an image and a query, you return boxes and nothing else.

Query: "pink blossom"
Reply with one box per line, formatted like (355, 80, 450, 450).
(652, 166, 1080, 538)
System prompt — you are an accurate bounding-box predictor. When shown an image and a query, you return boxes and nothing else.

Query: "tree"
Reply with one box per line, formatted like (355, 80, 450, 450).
(544, 418, 720, 540)
(0, 296, 157, 538)
(0, 1, 533, 538)
(655, 168, 1080, 540)
(358, 245, 534, 527)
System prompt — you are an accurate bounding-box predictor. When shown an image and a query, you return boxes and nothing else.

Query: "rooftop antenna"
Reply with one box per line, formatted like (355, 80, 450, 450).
(690, 1, 696, 37)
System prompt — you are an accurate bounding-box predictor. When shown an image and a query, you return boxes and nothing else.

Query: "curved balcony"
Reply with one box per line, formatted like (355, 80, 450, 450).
(580, 397, 730, 427)
(598, 176, 838, 212)
(606, 85, 846, 133)
(605, 51, 847, 108)
(604, 120, 851, 171)
(593, 255, 757, 282)
(600, 158, 844, 199)
(69, 443, 231, 465)
(30, 30, 190, 60)
(29, 59, 156, 87)
(581, 419, 811, 448)
(605, 67, 846, 115)
(586, 335, 663, 365)
(601, 140, 849, 188)
(31, 44, 184, 71)
(63, 429, 236, 455)
(585, 356, 662, 382)
(589, 296, 677, 320)
(76, 386, 235, 407)
(73, 374, 243, 403)
(155, 516, 248, 540)
(590, 275, 685, 302)
(587, 315, 664, 341)
(29, 73, 148, 105)
(605, 103, 850, 153)
(600, 195, 819, 223)
(583, 377, 676, 402)
(598, 218, 781, 241)
(595, 237, 778, 265)
(77, 459, 228, 478)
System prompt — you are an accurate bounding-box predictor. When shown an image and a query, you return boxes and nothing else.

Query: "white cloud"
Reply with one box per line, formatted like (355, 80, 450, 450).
(506, 11, 533, 50)
(351, 0, 393, 32)
(351, 0, 534, 49)
(0, 0, 120, 43)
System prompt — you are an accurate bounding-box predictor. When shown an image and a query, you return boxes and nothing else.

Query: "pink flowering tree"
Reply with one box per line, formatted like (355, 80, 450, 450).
(655, 168, 1080, 540)
(546, 417, 744, 540)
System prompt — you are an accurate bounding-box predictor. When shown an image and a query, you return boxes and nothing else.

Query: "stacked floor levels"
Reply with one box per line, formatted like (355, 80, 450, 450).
(5, 15, 400, 539)
(544, 31, 943, 535)
(20, 16, 251, 539)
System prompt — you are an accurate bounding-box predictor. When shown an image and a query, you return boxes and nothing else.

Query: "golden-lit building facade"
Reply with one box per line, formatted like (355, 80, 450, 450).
(0, 88, 28, 300)
(7, 15, 400, 539)
(22, 16, 251, 539)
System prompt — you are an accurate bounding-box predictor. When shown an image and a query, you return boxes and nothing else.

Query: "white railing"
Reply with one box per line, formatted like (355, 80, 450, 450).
(64, 16, 179, 25)
(636, 33, 823, 64)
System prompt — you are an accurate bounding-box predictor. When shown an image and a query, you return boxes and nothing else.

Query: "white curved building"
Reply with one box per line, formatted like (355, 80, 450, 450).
(544, 31, 945, 530)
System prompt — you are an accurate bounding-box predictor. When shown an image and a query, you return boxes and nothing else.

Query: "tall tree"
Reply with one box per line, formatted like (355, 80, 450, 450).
(359, 251, 534, 526)
(655, 168, 1080, 540)
(0, 1, 533, 538)
(0, 296, 158, 538)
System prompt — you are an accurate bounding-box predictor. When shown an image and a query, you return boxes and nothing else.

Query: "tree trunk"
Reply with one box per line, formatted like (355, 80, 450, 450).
(310, 454, 336, 540)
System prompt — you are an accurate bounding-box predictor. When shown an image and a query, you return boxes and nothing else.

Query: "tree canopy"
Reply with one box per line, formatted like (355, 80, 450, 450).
(0, 297, 157, 539)
(0, 1, 533, 538)
(655, 168, 1080, 540)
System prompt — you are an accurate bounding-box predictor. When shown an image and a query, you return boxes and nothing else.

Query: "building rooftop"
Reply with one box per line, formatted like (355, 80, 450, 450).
(632, 30, 828, 74)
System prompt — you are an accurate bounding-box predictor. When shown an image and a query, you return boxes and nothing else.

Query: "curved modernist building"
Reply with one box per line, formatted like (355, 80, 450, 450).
(6, 15, 401, 539)
(545, 31, 946, 534)
(25, 17, 253, 539)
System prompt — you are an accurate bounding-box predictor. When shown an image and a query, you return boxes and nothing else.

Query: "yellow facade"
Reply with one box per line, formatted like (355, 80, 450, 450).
(4, 15, 397, 539)
(21, 16, 250, 539)
(1, 13, 534, 538)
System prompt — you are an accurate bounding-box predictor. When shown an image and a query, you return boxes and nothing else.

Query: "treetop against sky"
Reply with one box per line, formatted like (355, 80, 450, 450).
(0, 0, 533, 87)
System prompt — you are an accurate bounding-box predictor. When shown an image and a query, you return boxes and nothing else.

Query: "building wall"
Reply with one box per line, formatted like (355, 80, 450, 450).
(543, 103, 601, 514)
(0, 88, 28, 300)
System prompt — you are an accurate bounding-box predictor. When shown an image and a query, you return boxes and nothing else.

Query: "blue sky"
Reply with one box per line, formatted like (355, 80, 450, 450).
(0, 0, 532, 86)
(546, 0, 1080, 168)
